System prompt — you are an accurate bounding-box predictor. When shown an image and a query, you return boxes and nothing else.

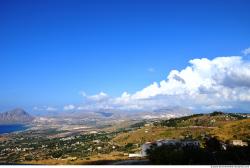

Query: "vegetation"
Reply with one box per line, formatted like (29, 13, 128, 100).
(147, 137, 250, 165)
(211, 118, 250, 141)
(209, 111, 224, 116)
(113, 126, 213, 146)
(129, 121, 147, 128)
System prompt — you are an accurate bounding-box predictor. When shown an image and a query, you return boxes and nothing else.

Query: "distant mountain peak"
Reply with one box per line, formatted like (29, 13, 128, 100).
(0, 108, 34, 124)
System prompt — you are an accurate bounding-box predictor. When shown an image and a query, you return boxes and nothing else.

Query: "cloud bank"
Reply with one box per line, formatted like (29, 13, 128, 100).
(77, 51, 250, 112)
(34, 48, 250, 113)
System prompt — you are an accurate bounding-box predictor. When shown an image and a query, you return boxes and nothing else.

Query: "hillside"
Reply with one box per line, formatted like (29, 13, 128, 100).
(211, 118, 250, 141)
(112, 112, 250, 145)
(158, 112, 247, 127)
(112, 126, 212, 146)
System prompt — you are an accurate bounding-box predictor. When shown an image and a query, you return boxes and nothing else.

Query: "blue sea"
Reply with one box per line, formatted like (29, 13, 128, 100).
(0, 124, 27, 134)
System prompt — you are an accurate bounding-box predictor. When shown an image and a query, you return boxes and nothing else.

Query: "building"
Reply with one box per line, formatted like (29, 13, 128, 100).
(129, 153, 142, 158)
(67, 157, 77, 161)
(93, 140, 100, 144)
(141, 139, 200, 157)
(90, 131, 98, 134)
(230, 140, 248, 147)
(141, 142, 153, 157)
(97, 147, 102, 150)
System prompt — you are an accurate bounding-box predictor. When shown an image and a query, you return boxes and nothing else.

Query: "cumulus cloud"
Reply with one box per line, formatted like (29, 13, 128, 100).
(120, 56, 250, 111)
(64, 104, 75, 111)
(75, 92, 112, 110)
(86, 92, 109, 102)
(242, 47, 250, 55)
(74, 50, 250, 112)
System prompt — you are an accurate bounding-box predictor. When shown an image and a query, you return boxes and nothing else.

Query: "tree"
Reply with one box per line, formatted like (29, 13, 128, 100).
(205, 137, 221, 152)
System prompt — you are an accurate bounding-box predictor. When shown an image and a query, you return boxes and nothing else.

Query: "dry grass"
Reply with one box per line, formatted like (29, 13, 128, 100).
(112, 118, 250, 145)
(112, 126, 213, 145)
(21, 152, 128, 165)
(211, 118, 250, 141)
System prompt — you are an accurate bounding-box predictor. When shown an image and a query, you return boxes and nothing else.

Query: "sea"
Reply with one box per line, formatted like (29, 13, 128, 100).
(0, 124, 27, 134)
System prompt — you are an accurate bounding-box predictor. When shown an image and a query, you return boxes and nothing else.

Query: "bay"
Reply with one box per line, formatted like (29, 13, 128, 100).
(0, 124, 27, 134)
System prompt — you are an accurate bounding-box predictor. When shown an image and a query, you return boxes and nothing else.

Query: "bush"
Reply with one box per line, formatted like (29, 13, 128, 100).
(210, 111, 224, 116)
(147, 144, 213, 165)
(51, 150, 63, 158)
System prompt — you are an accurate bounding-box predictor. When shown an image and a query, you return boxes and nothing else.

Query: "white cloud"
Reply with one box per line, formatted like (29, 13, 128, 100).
(46, 107, 58, 111)
(122, 55, 250, 112)
(74, 48, 250, 113)
(33, 106, 58, 112)
(87, 92, 109, 101)
(64, 104, 75, 111)
(202, 105, 233, 110)
(242, 47, 250, 55)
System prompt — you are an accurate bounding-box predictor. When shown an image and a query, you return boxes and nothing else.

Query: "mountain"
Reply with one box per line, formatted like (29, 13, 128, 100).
(49, 106, 192, 121)
(133, 107, 192, 120)
(0, 108, 34, 124)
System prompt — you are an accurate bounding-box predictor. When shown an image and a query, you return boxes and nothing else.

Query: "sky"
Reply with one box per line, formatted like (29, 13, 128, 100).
(0, 0, 250, 113)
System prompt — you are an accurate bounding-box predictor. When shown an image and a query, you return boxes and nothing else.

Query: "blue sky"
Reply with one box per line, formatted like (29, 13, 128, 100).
(0, 0, 250, 113)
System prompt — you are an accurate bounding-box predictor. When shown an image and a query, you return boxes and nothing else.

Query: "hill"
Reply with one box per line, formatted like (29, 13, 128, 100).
(112, 126, 212, 146)
(0, 108, 34, 124)
(112, 112, 250, 145)
(158, 112, 248, 127)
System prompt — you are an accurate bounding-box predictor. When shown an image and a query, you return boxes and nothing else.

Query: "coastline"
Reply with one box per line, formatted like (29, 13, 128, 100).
(0, 124, 29, 135)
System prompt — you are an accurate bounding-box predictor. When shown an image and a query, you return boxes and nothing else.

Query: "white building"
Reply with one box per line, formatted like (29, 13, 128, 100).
(141, 142, 153, 157)
(129, 153, 142, 158)
(141, 139, 200, 157)
(230, 140, 248, 146)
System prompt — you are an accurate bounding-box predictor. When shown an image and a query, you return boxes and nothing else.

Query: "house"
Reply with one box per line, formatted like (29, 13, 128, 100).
(67, 157, 77, 161)
(141, 142, 153, 157)
(93, 140, 100, 144)
(129, 153, 142, 158)
(90, 131, 98, 134)
(230, 140, 248, 147)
